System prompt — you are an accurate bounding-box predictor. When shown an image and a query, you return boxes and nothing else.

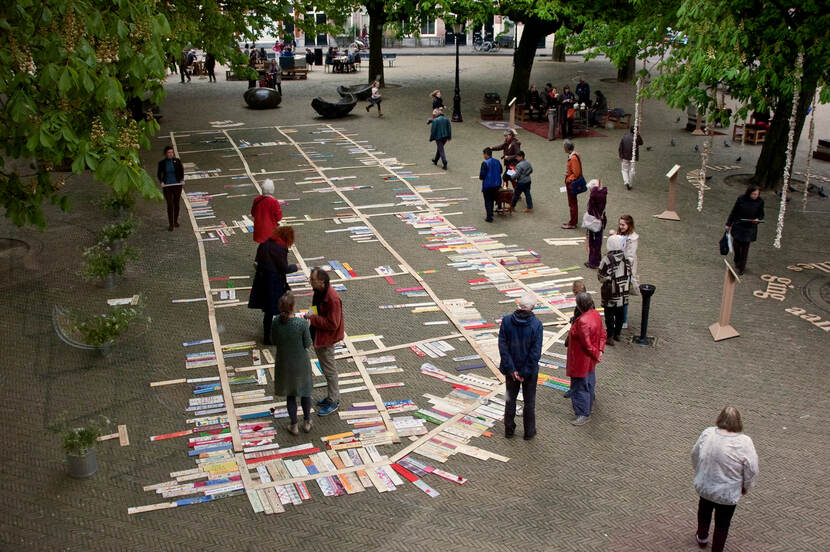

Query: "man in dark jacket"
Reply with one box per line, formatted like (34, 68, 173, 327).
(618, 126, 644, 190)
(490, 129, 521, 184)
(157, 145, 185, 231)
(304, 267, 345, 416)
(479, 148, 502, 223)
(498, 293, 543, 440)
(429, 109, 452, 170)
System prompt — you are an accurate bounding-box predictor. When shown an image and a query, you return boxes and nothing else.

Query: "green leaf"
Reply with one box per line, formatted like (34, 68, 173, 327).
(58, 67, 73, 94)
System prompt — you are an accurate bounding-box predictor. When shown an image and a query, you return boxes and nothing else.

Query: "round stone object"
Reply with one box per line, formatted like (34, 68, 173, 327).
(244, 87, 282, 109)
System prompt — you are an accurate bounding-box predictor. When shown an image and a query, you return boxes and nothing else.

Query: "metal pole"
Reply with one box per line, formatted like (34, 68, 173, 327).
(452, 29, 463, 122)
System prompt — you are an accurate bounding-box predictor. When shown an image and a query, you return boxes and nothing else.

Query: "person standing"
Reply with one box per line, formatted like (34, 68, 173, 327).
(562, 280, 587, 399)
(545, 85, 560, 141)
(248, 226, 298, 345)
(584, 179, 607, 268)
(204, 53, 216, 83)
(250, 179, 283, 243)
(179, 49, 192, 83)
(597, 234, 632, 344)
(511, 150, 534, 213)
(272, 292, 314, 435)
(614, 214, 640, 327)
(304, 268, 345, 416)
(525, 84, 544, 121)
(566, 292, 605, 425)
(479, 148, 502, 223)
(429, 109, 451, 170)
(726, 186, 764, 275)
(618, 126, 644, 190)
(498, 294, 543, 440)
(575, 76, 591, 107)
(692, 406, 759, 552)
(156, 146, 184, 231)
(490, 129, 521, 184)
(560, 86, 575, 139)
(365, 80, 383, 117)
(562, 140, 583, 229)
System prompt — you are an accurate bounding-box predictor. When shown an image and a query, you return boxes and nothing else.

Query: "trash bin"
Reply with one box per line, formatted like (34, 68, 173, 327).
(314, 48, 323, 66)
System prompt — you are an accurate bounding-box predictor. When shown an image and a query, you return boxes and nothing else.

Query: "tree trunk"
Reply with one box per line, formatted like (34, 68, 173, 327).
(617, 56, 636, 82)
(552, 41, 565, 62)
(507, 21, 550, 105)
(752, 64, 819, 190)
(366, 1, 387, 86)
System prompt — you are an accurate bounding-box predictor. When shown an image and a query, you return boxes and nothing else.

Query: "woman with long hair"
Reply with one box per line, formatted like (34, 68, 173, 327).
(271, 292, 314, 435)
(725, 185, 764, 275)
(248, 225, 297, 344)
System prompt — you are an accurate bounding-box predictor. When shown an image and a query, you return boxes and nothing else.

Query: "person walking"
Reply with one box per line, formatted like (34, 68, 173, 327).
(248, 226, 298, 345)
(597, 234, 632, 344)
(510, 151, 534, 213)
(366, 80, 383, 117)
(156, 146, 184, 231)
(179, 49, 192, 83)
(479, 148, 502, 223)
(304, 268, 345, 416)
(250, 179, 283, 243)
(429, 109, 451, 170)
(618, 126, 644, 190)
(692, 406, 759, 552)
(584, 179, 607, 268)
(725, 185, 764, 275)
(204, 53, 216, 82)
(271, 292, 314, 435)
(430, 90, 444, 110)
(566, 292, 605, 425)
(498, 293, 543, 440)
(562, 140, 583, 229)
(490, 129, 521, 184)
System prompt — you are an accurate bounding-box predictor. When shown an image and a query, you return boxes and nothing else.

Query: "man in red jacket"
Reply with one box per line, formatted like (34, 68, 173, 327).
(304, 267, 345, 416)
(566, 292, 605, 425)
(251, 179, 283, 243)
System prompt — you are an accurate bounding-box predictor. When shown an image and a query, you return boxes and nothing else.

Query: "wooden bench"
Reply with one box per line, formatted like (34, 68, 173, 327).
(607, 110, 631, 129)
(732, 122, 767, 144)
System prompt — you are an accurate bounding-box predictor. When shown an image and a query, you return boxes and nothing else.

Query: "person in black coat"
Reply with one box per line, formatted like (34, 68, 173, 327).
(430, 90, 444, 111)
(205, 53, 216, 82)
(726, 185, 764, 275)
(248, 226, 298, 344)
(157, 146, 185, 230)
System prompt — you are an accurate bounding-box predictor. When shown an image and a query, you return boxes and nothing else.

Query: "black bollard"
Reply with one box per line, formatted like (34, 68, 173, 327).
(636, 284, 656, 345)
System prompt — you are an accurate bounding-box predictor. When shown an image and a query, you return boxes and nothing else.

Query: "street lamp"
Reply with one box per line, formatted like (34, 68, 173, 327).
(452, 20, 463, 122)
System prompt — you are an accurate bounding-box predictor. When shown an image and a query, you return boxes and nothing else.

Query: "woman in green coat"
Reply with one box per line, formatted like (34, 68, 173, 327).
(272, 292, 313, 435)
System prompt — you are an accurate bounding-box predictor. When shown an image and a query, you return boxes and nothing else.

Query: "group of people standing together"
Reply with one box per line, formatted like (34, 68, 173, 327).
(524, 77, 608, 140)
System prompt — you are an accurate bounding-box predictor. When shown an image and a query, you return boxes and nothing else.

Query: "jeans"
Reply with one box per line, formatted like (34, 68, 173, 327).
(587, 229, 603, 267)
(286, 396, 311, 424)
(504, 375, 537, 436)
(162, 185, 182, 227)
(733, 239, 750, 272)
(604, 305, 624, 339)
(433, 139, 447, 166)
(570, 370, 595, 417)
(561, 116, 573, 138)
(315, 345, 339, 402)
(697, 496, 737, 552)
(566, 190, 579, 226)
(511, 181, 533, 209)
(482, 187, 499, 221)
(547, 110, 559, 140)
(621, 159, 635, 187)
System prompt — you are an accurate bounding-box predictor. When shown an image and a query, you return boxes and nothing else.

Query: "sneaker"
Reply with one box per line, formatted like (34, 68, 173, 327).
(560, 223, 577, 229)
(316, 397, 331, 407)
(441, 164, 447, 170)
(571, 415, 590, 426)
(625, 184, 632, 191)
(523, 208, 533, 213)
(431, 158, 438, 165)
(622, 322, 628, 329)
(504, 429, 515, 439)
(318, 400, 339, 416)
(523, 431, 536, 441)
(695, 534, 709, 549)
(287, 423, 299, 436)
(302, 419, 313, 433)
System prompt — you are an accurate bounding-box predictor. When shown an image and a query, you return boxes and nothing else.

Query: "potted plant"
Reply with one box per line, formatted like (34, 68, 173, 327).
(80, 240, 137, 287)
(97, 191, 135, 218)
(49, 417, 102, 478)
(100, 216, 138, 253)
(74, 303, 143, 355)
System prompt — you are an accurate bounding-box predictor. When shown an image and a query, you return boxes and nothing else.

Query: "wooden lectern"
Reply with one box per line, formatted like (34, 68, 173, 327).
(508, 97, 517, 132)
(709, 259, 741, 341)
(655, 164, 681, 220)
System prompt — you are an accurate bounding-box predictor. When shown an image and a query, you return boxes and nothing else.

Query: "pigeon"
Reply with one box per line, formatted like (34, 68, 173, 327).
(675, 116, 681, 123)
(736, 156, 742, 162)
(724, 140, 731, 148)
(646, 146, 653, 151)
(819, 186, 828, 198)
(694, 144, 699, 152)
(670, 139, 676, 147)
(706, 175, 712, 181)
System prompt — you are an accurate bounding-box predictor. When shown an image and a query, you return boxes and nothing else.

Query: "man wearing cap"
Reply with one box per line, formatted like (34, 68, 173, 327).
(497, 293, 543, 440)
(490, 129, 522, 184)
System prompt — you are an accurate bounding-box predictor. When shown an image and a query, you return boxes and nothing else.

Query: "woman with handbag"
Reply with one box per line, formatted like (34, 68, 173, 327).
(725, 185, 764, 275)
(560, 86, 575, 139)
(583, 179, 607, 268)
(562, 140, 585, 229)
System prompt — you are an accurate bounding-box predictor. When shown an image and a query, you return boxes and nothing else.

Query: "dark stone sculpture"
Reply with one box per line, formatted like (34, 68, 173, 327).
(311, 94, 357, 118)
(244, 87, 282, 109)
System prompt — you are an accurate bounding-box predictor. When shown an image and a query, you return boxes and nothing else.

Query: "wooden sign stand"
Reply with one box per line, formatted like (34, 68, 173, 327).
(508, 97, 517, 132)
(709, 260, 741, 341)
(692, 112, 705, 135)
(655, 164, 681, 220)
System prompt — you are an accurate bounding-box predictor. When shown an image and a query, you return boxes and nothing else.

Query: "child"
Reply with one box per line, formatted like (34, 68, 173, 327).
(366, 80, 382, 117)
(511, 151, 534, 213)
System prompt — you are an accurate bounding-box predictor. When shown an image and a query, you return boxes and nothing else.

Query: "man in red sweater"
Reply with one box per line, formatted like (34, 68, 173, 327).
(304, 267, 345, 416)
(251, 179, 282, 243)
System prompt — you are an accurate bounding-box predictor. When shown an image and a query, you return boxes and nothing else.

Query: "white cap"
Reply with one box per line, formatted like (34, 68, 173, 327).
(518, 293, 536, 310)
(607, 234, 625, 251)
(261, 179, 275, 195)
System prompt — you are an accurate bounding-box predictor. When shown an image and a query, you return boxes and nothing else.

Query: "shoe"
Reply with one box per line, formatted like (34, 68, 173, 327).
(621, 322, 628, 329)
(606, 339, 615, 346)
(560, 223, 577, 229)
(431, 158, 438, 165)
(625, 184, 632, 191)
(571, 415, 590, 426)
(302, 419, 313, 433)
(695, 533, 709, 549)
(316, 397, 331, 407)
(505, 429, 515, 439)
(737, 269, 744, 276)
(174, 221, 180, 227)
(378, 113, 383, 118)
(563, 390, 572, 398)
(168, 225, 174, 231)
(523, 208, 533, 213)
(485, 217, 494, 223)
(818, 186, 827, 198)
(523, 431, 536, 441)
(613, 335, 621, 342)
(318, 400, 339, 416)
(287, 423, 299, 436)
(584, 262, 598, 269)
(441, 164, 447, 170)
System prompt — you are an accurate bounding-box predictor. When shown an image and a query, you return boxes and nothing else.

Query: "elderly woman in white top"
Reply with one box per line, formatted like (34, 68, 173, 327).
(691, 406, 759, 552)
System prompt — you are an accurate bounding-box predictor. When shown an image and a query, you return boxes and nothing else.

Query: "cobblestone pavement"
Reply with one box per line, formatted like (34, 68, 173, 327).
(1, 54, 828, 552)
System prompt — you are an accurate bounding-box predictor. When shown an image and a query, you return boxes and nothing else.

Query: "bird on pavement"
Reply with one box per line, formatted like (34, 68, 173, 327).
(675, 116, 681, 123)
(736, 156, 742, 162)
(646, 146, 653, 151)
(670, 139, 676, 147)
(694, 144, 699, 152)
(724, 140, 731, 148)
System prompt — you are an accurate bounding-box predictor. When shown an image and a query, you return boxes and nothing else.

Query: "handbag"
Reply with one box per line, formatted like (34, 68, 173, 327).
(582, 212, 602, 232)
(719, 231, 733, 255)
(569, 175, 587, 195)
(567, 107, 575, 119)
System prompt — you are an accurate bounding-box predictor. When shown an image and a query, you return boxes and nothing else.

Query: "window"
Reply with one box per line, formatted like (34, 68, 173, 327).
(420, 17, 435, 36)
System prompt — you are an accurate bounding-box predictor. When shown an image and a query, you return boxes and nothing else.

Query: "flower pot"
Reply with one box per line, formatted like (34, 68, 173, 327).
(66, 448, 98, 478)
(99, 342, 112, 357)
(103, 272, 116, 289)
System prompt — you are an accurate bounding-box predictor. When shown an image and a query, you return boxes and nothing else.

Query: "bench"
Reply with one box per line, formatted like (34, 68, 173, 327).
(356, 52, 396, 67)
(281, 67, 308, 79)
(732, 117, 768, 145)
(607, 109, 631, 129)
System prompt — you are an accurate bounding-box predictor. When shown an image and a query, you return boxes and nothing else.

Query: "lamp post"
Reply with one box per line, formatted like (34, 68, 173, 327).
(452, 21, 463, 122)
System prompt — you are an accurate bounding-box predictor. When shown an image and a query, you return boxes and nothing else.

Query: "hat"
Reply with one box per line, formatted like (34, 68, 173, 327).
(261, 179, 275, 195)
(518, 293, 536, 310)
(504, 129, 515, 136)
(606, 234, 625, 251)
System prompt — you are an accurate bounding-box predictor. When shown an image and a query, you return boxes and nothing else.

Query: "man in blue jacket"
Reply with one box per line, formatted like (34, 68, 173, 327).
(479, 147, 502, 223)
(498, 293, 543, 440)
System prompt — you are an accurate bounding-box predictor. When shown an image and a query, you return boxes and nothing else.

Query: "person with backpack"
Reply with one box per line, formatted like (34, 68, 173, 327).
(597, 234, 632, 345)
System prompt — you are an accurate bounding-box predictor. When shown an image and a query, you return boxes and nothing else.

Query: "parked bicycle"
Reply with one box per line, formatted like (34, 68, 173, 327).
(472, 37, 500, 52)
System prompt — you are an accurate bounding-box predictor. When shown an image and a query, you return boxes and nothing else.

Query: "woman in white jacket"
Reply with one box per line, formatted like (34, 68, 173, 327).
(610, 215, 639, 327)
(691, 406, 759, 552)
